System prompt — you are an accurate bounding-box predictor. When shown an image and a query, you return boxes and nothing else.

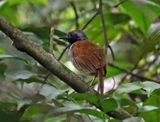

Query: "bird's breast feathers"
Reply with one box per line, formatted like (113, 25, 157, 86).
(68, 40, 106, 74)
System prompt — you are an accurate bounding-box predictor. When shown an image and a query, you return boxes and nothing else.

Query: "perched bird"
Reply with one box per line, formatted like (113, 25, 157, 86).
(61, 30, 107, 94)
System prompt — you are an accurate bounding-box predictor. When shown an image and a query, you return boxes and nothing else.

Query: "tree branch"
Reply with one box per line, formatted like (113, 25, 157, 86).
(0, 16, 90, 93)
(0, 16, 131, 120)
(99, 0, 109, 54)
(70, 1, 79, 29)
(58, 44, 70, 61)
(113, 0, 128, 7)
(81, 10, 99, 31)
(108, 45, 115, 60)
(108, 62, 159, 83)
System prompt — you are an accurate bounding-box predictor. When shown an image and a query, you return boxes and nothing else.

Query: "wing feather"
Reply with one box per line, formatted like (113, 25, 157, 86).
(69, 40, 106, 74)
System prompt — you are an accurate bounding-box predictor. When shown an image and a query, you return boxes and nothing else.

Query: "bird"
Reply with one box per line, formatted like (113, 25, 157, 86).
(61, 30, 107, 94)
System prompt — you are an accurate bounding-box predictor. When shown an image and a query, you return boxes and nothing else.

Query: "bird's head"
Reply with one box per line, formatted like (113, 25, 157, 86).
(60, 30, 88, 44)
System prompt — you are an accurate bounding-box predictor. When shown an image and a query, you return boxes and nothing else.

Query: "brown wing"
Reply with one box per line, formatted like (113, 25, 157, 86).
(69, 40, 106, 74)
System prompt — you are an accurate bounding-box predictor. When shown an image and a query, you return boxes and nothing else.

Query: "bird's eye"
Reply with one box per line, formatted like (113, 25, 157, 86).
(68, 33, 72, 39)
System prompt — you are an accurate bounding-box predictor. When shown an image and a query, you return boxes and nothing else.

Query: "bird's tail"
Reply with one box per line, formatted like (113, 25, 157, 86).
(98, 68, 104, 94)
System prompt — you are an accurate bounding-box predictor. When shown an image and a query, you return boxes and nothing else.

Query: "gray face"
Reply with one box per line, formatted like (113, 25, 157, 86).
(67, 30, 88, 44)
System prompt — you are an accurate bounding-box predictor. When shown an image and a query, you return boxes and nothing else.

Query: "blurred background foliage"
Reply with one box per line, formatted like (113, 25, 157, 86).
(0, 0, 160, 122)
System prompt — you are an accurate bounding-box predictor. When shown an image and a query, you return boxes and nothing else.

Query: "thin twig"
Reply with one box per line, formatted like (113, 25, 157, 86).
(58, 44, 71, 61)
(113, 0, 128, 7)
(44, 27, 55, 82)
(81, 10, 99, 31)
(120, 62, 139, 82)
(108, 45, 115, 60)
(81, 3, 115, 60)
(70, 1, 79, 29)
(120, 55, 143, 82)
(49, 27, 55, 54)
(99, 0, 109, 54)
(43, 72, 51, 82)
(108, 63, 159, 83)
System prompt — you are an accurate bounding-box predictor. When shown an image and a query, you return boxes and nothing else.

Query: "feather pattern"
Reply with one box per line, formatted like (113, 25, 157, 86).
(69, 40, 106, 94)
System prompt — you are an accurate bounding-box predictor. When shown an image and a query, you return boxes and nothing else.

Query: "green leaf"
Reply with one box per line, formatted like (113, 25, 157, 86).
(21, 27, 67, 51)
(145, 89, 160, 107)
(138, 104, 158, 112)
(107, 60, 134, 77)
(134, 0, 160, 17)
(123, 117, 145, 122)
(121, 0, 151, 33)
(141, 81, 160, 96)
(0, 102, 16, 110)
(70, 93, 99, 105)
(147, 23, 160, 41)
(0, 54, 15, 59)
(21, 104, 51, 121)
(77, 108, 106, 119)
(21, 105, 43, 121)
(109, 13, 130, 25)
(71, 94, 117, 115)
(116, 82, 142, 94)
(99, 98, 118, 113)
(16, 99, 31, 111)
(44, 117, 65, 122)
(5, 70, 33, 81)
(7, 0, 48, 5)
(139, 23, 160, 56)
(115, 61, 134, 69)
(121, 0, 160, 33)
(107, 66, 122, 77)
(18, 77, 45, 84)
(140, 105, 159, 112)
(53, 103, 106, 119)
(0, 47, 4, 54)
(120, 99, 136, 107)
(0, 54, 27, 62)
(0, 2, 19, 25)
(22, 27, 66, 40)
(120, 99, 138, 115)
(0, 110, 20, 122)
(140, 89, 160, 121)
(109, 119, 122, 122)
(116, 81, 160, 96)
(52, 103, 81, 114)
(0, 63, 7, 77)
(39, 85, 65, 100)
